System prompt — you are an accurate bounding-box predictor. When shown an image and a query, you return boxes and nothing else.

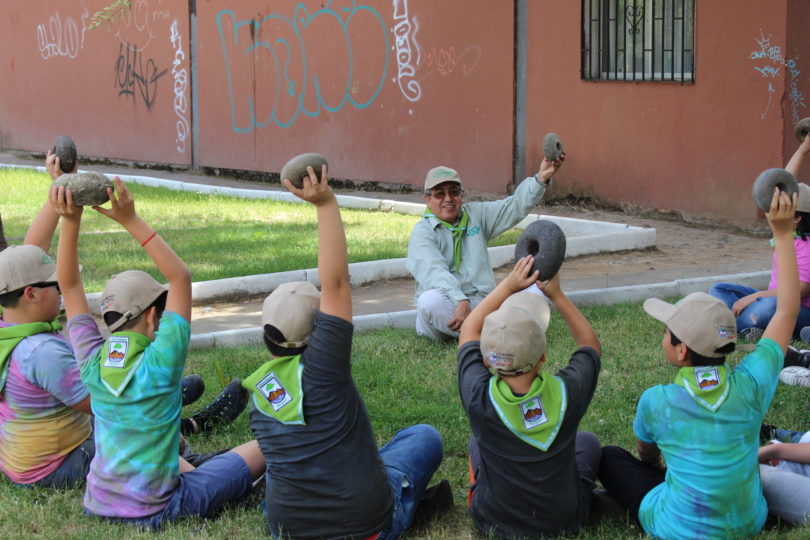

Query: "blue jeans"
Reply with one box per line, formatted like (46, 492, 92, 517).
(91, 452, 252, 529)
(377, 424, 443, 540)
(708, 283, 810, 338)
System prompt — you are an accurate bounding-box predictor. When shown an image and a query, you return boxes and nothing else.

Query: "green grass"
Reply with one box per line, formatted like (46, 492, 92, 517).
(2, 300, 808, 538)
(0, 168, 521, 292)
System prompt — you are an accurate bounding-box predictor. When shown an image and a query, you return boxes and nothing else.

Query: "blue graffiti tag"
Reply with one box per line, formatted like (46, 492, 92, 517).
(216, 1, 389, 132)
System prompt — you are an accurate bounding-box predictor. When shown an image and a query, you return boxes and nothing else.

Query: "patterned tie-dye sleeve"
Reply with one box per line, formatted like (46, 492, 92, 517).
(65, 314, 105, 368)
(633, 388, 657, 443)
(25, 336, 88, 407)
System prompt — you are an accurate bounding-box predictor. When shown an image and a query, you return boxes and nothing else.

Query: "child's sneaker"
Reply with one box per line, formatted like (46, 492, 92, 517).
(739, 327, 764, 341)
(412, 479, 454, 527)
(780, 366, 810, 387)
(801, 326, 810, 343)
(181, 374, 205, 406)
(180, 379, 248, 435)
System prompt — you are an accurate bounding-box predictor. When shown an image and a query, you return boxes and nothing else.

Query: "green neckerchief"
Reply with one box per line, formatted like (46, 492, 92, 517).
(674, 365, 730, 412)
(242, 355, 305, 425)
(488, 373, 567, 451)
(0, 319, 62, 392)
(425, 208, 469, 271)
(99, 332, 151, 396)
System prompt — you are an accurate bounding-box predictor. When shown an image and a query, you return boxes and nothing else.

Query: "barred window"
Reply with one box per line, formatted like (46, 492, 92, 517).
(582, 0, 695, 82)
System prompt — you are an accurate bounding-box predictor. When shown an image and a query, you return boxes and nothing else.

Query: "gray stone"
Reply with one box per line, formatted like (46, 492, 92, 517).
(752, 168, 798, 212)
(796, 118, 810, 142)
(514, 220, 566, 281)
(542, 132, 564, 161)
(53, 172, 113, 206)
(280, 153, 328, 189)
(52, 135, 77, 174)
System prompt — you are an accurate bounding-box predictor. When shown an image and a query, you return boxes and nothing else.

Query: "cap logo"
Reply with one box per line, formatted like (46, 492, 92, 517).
(520, 396, 549, 430)
(487, 351, 513, 369)
(257, 372, 292, 411)
(100, 294, 116, 312)
(104, 337, 129, 368)
(717, 326, 735, 340)
(434, 168, 455, 178)
(694, 367, 720, 390)
(41, 253, 54, 264)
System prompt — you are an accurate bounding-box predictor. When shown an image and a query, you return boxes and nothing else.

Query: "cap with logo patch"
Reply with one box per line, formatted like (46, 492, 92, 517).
(0, 245, 57, 294)
(643, 292, 736, 358)
(424, 166, 463, 191)
(261, 281, 321, 349)
(481, 292, 551, 376)
(100, 270, 167, 332)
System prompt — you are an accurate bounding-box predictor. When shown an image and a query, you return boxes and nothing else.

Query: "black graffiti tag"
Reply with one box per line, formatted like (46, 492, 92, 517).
(113, 42, 168, 109)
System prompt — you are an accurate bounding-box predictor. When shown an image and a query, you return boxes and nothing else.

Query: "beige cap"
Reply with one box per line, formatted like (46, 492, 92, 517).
(261, 281, 321, 348)
(643, 292, 736, 358)
(481, 292, 551, 376)
(0, 245, 57, 294)
(798, 183, 810, 213)
(424, 166, 463, 191)
(99, 270, 167, 332)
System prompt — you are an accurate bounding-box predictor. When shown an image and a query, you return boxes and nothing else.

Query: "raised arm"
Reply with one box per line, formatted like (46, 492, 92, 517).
(23, 151, 69, 251)
(785, 136, 810, 178)
(93, 177, 191, 323)
(539, 273, 601, 354)
(459, 255, 539, 346)
(762, 189, 800, 351)
(283, 166, 351, 322)
(50, 186, 90, 319)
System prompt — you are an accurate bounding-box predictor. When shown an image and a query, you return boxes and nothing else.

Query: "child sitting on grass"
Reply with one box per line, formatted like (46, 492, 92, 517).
(457, 255, 602, 539)
(598, 187, 800, 539)
(51, 177, 264, 528)
(244, 165, 446, 539)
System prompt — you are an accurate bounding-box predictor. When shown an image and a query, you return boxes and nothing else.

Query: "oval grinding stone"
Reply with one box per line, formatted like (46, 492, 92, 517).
(796, 118, 810, 142)
(280, 153, 328, 189)
(542, 132, 564, 162)
(52, 135, 77, 174)
(53, 172, 113, 206)
(514, 220, 567, 281)
(752, 168, 799, 212)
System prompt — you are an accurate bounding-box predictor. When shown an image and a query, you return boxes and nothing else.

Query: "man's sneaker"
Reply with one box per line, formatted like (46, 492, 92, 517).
(739, 327, 764, 341)
(180, 379, 248, 435)
(801, 326, 810, 343)
(760, 423, 778, 444)
(181, 374, 205, 406)
(784, 346, 810, 369)
(780, 366, 810, 387)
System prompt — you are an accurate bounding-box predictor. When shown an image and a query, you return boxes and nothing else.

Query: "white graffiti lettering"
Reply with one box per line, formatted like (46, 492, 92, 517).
(170, 20, 190, 154)
(392, 0, 421, 102)
(36, 10, 89, 60)
(748, 29, 805, 122)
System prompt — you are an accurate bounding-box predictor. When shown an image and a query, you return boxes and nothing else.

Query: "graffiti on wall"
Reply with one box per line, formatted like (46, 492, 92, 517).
(36, 9, 90, 60)
(170, 20, 190, 153)
(114, 42, 168, 109)
(391, 0, 480, 105)
(749, 29, 805, 122)
(216, 1, 389, 133)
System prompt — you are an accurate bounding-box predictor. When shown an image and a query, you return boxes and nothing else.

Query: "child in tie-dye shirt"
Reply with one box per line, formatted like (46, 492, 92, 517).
(52, 177, 265, 528)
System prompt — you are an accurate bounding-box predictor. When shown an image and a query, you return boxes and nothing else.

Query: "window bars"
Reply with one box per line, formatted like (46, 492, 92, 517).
(582, 0, 695, 82)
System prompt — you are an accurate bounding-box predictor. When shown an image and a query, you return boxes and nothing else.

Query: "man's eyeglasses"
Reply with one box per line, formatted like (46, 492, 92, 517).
(15, 282, 61, 297)
(429, 186, 463, 199)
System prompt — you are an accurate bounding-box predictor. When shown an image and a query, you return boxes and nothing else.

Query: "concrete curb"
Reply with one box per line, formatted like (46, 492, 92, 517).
(188, 270, 771, 350)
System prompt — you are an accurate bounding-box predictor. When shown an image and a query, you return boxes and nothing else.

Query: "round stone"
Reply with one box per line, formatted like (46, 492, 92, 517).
(52, 135, 77, 174)
(53, 172, 113, 206)
(796, 118, 810, 142)
(752, 168, 799, 212)
(542, 132, 564, 161)
(280, 153, 328, 189)
(514, 220, 567, 281)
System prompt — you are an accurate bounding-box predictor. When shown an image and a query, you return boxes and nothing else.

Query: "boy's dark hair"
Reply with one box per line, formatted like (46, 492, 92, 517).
(670, 331, 734, 366)
(103, 291, 168, 332)
(263, 324, 307, 357)
(797, 211, 810, 240)
(0, 289, 23, 309)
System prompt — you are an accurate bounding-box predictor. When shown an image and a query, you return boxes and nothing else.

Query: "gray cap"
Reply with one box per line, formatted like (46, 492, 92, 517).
(798, 183, 810, 213)
(643, 292, 736, 358)
(99, 270, 167, 332)
(424, 166, 463, 191)
(261, 281, 321, 348)
(481, 292, 551, 376)
(0, 245, 57, 294)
